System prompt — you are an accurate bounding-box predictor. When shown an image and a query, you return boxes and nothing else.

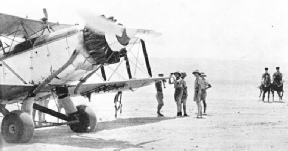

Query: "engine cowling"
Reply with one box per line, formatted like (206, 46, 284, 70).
(82, 27, 127, 65)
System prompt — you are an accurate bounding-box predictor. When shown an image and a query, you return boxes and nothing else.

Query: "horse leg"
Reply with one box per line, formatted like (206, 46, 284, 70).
(272, 91, 274, 102)
(267, 90, 270, 102)
(262, 91, 266, 102)
(259, 90, 262, 98)
(278, 91, 282, 101)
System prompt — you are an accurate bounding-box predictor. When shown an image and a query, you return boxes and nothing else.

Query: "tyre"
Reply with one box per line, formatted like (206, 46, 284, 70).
(1, 110, 34, 143)
(69, 105, 97, 133)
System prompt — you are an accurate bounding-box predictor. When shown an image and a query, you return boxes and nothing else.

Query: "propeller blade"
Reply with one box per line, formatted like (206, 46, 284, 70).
(43, 8, 48, 19)
(77, 10, 124, 36)
(126, 28, 162, 40)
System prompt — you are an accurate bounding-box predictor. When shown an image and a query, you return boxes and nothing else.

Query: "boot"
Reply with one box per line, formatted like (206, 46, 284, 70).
(157, 112, 164, 117)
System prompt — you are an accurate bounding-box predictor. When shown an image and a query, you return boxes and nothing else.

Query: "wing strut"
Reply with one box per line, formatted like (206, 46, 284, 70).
(140, 39, 152, 77)
(124, 53, 132, 79)
(101, 66, 107, 81)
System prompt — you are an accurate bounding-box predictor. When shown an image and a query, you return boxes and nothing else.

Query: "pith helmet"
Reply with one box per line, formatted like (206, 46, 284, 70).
(181, 72, 187, 78)
(192, 70, 200, 75)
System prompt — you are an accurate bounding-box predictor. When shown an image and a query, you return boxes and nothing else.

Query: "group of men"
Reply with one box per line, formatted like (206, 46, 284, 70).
(155, 70, 211, 118)
(191, 70, 212, 118)
(261, 67, 283, 85)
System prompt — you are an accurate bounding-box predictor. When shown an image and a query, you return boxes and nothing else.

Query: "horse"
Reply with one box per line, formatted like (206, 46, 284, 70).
(271, 76, 284, 102)
(259, 75, 271, 102)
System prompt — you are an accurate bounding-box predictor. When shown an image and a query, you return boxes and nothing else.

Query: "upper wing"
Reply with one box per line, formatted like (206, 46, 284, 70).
(0, 13, 72, 38)
(69, 77, 169, 97)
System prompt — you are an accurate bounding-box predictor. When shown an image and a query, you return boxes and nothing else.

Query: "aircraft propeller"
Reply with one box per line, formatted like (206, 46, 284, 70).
(41, 8, 55, 33)
(41, 8, 48, 23)
(77, 10, 124, 36)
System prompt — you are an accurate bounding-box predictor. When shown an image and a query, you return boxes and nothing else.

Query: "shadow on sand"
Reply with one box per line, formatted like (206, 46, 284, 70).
(1, 117, 173, 150)
(272, 101, 285, 103)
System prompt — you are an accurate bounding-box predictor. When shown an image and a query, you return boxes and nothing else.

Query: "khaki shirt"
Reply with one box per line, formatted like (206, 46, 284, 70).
(194, 77, 202, 92)
(173, 78, 184, 89)
(182, 80, 188, 95)
(201, 79, 210, 89)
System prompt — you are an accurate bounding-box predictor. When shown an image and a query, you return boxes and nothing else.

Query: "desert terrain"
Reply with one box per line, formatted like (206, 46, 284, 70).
(1, 58, 288, 150)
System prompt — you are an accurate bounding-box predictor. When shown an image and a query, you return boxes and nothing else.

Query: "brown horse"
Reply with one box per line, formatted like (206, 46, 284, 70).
(271, 77, 284, 102)
(259, 75, 271, 102)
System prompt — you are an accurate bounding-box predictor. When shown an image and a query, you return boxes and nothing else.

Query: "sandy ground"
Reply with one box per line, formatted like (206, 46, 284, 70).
(1, 84, 288, 151)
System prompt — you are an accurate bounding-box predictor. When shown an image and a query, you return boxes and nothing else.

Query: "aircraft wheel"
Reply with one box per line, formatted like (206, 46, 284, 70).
(1, 110, 34, 143)
(69, 105, 97, 133)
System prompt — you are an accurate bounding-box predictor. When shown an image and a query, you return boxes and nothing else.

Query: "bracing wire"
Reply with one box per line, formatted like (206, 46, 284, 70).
(107, 39, 139, 81)
(134, 42, 141, 77)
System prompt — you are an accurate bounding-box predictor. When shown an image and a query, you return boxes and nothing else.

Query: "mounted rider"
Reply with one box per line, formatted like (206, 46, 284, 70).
(272, 67, 283, 85)
(261, 67, 271, 85)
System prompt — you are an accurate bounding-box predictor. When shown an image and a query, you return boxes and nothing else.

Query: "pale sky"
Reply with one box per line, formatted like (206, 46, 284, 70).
(2, 0, 288, 63)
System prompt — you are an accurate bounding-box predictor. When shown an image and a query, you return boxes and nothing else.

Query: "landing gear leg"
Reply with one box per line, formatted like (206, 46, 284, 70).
(55, 86, 96, 133)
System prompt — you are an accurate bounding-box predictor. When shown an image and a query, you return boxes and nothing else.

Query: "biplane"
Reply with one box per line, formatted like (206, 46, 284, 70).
(0, 9, 168, 143)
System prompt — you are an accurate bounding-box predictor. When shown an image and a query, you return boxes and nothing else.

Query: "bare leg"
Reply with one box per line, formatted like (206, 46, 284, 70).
(183, 103, 187, 116)
(42, 99, 49, 122)
(177, 101, 181, 116)
(203, 101, 207, 113)
(32, 108, 37, 126)
(196, 101, 202, 117)
(36, 100, 45, 126)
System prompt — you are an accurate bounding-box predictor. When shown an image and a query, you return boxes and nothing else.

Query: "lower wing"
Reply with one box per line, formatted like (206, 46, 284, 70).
(69, 77, 169, 97)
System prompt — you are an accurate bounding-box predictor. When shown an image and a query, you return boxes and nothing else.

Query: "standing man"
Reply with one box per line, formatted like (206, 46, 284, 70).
(169, 71, 184, 117)
(155, 74, 165, 117)
(200, 73, 212, 115)
(262, 67, 271, 85)
(181, 72, 188, 116)
(192, 70, 203, 118)
(272, 67, 283, 84)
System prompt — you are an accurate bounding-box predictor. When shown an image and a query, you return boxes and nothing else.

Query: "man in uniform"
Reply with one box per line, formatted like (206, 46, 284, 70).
(169, 71, 184, 117)
(192, 70, 203, 118)
(200, 73, 212, 115)
(261, 67, 271, 85)
(155, 74, 165, 117)
(181, 72, 188, 116)
(272, 67, 283, 84)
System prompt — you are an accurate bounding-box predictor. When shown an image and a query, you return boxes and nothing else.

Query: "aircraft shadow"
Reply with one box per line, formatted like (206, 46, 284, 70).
(1, 117, 172, 150)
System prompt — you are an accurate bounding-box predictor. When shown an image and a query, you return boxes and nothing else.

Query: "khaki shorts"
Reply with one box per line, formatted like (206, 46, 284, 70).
(194, 90, 201, 102)
(200, 90, 207, 101)
(156, 91, 164, 106)
(181, 93, 188, 104)
(174, 88, 183, 103)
